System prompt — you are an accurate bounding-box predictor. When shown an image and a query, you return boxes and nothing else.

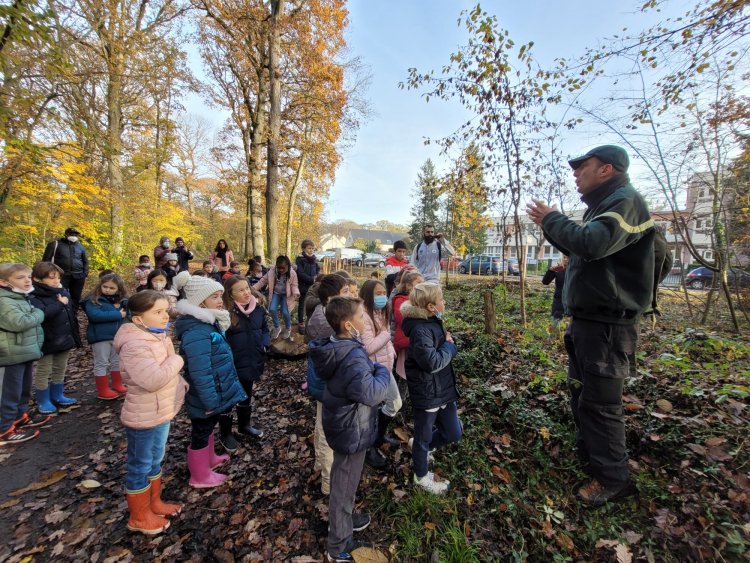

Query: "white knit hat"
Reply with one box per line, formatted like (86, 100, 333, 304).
(173, 271, 223, 306)
(165, 252, 178, 261)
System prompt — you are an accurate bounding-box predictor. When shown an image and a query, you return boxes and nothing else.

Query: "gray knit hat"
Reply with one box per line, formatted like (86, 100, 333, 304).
(165, 252, 178, 261)
(173, 271, 223, 306)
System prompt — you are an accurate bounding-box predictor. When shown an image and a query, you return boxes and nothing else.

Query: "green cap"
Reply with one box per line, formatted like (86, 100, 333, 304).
(568, 145, 629, 172)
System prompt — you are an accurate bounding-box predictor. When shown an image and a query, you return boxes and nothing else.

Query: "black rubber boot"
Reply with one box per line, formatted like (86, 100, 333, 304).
(364, 447, 386, 470)
(236, 405, 264, 439)
(218, 414, 239, 452)
(375, 410, 400, 448)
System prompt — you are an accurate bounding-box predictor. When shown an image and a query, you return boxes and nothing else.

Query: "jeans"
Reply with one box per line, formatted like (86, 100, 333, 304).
(0, 361, 33, 432)
(125, 422, 171, 492)
(269, 292, 291, 329)
(190, 414, 220, 449)
(34, 350, 71, 388)
(381, 371, 403, 418)
(92, 341, 119, 376)
(412, 401, 462, 478)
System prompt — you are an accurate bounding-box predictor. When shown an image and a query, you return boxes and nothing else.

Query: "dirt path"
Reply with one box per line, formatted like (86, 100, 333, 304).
(0, 342, 379, 562)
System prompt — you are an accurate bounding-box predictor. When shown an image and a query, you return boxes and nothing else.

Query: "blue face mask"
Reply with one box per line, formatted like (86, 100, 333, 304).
(373, 295, 388, 309)
(137, 319, 171, 333)
(436, 311, 444, 320)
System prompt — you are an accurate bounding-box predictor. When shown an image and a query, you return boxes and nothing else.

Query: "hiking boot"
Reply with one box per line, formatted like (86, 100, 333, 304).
(577, 478, 636, 506)
(414, 471, 449, 495)
(0, 425, 39, 447)
(271, 326, 282, 339)
(13, 411, 51, 428)
(364, 447, 386, 470)
(352, 512, 371, 532)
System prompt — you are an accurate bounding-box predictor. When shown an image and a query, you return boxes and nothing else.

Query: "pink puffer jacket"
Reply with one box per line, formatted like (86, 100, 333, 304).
(113, 323, 188, 429)
(361, 310, 395, 372)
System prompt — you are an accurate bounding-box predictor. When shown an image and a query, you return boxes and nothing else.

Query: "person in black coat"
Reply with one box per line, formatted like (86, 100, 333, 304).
(29, 262, 82, 413)
(542, 255, 569, 324)
(295, 239, 320, 332)
(41, 227, 89, 310)
(221, 276, 271, 444)
(173, 237, 194, 272)
(401, 282, 461, 495)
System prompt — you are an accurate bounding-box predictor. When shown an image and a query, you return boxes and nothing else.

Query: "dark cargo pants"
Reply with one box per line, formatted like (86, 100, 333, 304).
(564, 317, 638, 486)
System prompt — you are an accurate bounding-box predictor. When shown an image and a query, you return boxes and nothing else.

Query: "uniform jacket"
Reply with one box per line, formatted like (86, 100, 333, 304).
(174, 301, 247, 419)
(42, 238, 89, 279)
(114, 323, 187, 429)
(401, 302, 459, 410)
(82, 295, 127, 344)
(308, 337, 389, 455)
(0, 287, 44, 366)
(295, 255, 320, 293)
(361, 309, 395, 371)
(29, 282, 81, 354)
(541, 267, 566, 320)
(541, 174, 655, 325)
(253, 266, 299, 311)
(225, 300, 271, 382)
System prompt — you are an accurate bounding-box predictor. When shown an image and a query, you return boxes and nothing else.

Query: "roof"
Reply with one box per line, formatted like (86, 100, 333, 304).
(347, 229, 409, 243)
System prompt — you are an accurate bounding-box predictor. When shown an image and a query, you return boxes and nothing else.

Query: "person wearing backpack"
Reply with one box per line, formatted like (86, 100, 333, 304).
(409, 225, 455, 283)
(41, 227, 89, 310)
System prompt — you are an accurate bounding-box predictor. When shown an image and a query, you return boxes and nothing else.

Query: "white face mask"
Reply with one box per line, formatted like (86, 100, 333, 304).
(153, 282, 166, 291)
(163, 241, 171, 248)
(67, 236, 78, 243)
(11, 287, 34, 295)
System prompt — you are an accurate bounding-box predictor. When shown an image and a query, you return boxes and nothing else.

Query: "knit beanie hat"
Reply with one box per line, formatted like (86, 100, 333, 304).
(165, 252, 178, 261)
(174, 271, 223, 306)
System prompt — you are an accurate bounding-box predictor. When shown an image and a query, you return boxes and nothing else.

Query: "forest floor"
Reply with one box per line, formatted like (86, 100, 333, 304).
(0, 277, 748, 562)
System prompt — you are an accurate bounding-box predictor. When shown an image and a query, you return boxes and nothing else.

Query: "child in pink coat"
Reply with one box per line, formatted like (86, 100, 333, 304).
(114, 290, 188, 536)
(253, 255, 299, 340)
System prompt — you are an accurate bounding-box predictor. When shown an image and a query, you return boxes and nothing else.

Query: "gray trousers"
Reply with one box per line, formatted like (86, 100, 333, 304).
(92, 341, 119, 376)
(328, 449, 366, 554)
(564, 318, 638, 487)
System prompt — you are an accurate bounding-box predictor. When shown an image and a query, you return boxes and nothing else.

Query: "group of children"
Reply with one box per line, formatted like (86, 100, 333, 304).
(0, 238, 462, 561)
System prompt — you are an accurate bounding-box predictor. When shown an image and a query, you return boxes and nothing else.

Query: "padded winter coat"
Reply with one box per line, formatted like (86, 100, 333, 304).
(295, 255, 320, 293)
(114, 323, 188, 429)
(29, 282, 81, 354)
(0, 287, 44, 366)
(174, 302, 247, 419)
(308, 337, 389, 455)
(253, 267, 300, 312)
(82, 295, 127, 344)
(361, 310, 395, 371)
(225, 300, 271, 382)
(401, 302, 459, 410)
(42, 238, 89, 279)
(305, 304, 335, 402)
(391, 293, 410, 354)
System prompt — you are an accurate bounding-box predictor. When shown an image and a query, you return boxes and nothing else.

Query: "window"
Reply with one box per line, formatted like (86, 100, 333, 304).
(698, 189, 706, 198)
(702, 250, 713, 260)
(695, 220, 702, 228)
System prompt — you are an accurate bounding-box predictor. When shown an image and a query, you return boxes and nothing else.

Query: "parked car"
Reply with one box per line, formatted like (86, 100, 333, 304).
(314, 250, 336, 261)
(354, 252, 385, 267)
(684, 267, 750, 290)
(458, 255, 509, 275)
(440, 256, 460, 270)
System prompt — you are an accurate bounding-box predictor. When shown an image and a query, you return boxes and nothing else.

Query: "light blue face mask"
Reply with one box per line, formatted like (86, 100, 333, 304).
(436, 311, 444, 320)
(373, 295, 388, 309)
(137, 318, 171, 333)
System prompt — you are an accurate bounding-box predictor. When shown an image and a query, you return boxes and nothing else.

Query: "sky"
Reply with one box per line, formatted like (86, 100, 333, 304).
(185, 0, 694, 226)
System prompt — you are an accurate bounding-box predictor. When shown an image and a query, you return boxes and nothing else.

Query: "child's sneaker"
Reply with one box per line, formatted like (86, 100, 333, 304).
(0, 426, 40, 447)
(352, 512, 371, 532)
(326, 540, 373, 563)
(271, 326, 282, 339)
(13, 412, 52, 428)
(282, 327, 292, 340)
(414, 471, 449, 495)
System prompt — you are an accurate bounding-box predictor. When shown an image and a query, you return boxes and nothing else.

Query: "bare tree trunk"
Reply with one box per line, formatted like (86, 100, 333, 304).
(265, 0, 284, 260)
(107, 58, 125, 257)
(285, 148, 307, 256)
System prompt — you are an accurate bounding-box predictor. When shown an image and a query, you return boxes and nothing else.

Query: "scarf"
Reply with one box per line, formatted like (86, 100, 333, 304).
(234, 295, 258, 316)
(215, 246, 228, 266)
(213, 309, 231, 332)
(303, 253, 316, 264)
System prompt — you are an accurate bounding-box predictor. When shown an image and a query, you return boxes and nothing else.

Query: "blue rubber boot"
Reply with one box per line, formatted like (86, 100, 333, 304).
(35, 387, 58, 414)
(50, 383, 78, 407)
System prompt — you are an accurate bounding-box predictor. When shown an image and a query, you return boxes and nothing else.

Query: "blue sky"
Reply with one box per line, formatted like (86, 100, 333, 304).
(186, 1, 692, 225)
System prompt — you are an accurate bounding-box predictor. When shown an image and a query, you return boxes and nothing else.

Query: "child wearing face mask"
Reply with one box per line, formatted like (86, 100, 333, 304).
(163, 254, 180, 284)
(252, 255, 299, 340)
(173, 271, 247, 486)
(114, 291, 188, 535)
(29, 262, 81, 415)
(82, 273, 130, 400)
(401, 282, 462, 495)
(358, 280, 402, 470)
(146, 269, 180, 316)
(0, 263, 48, 446)
(219, 276, 270, 451)
(134, 255, 153, 292)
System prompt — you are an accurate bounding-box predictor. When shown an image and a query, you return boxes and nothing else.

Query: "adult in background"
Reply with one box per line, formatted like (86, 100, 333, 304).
(154, 236, 171, 269)
(210, 239, 234, 274)
(527, 145, 654, 506)
(173, 237, 194, 272)
(409, 225, 455, 283)
(42, 227, 89, 309)
(541, 255, 569, 325)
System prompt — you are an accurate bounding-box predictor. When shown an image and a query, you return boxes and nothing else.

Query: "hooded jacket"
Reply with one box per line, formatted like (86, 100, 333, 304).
(541, 174, 655, 324)
(29, 282, 81, 354)
(391, 292, 410, 354)
(42, 238, 89, 279)
(401, 302, 458, 410)
(308, 337, 389, 455)
(82, 295, 127, 344)
(225, 300, 271, 382)
(113, 323, 188, 429)
(173, 301, 247, 419)
(0, 287, 44, 366)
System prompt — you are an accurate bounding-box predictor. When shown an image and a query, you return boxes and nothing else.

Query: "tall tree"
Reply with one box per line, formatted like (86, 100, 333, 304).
(409, 159, 442, 242)
(265, 0, 284, 259)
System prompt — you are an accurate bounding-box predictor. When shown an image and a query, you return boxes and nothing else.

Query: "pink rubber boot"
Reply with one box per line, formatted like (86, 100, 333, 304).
(187, 444, 228, 489)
